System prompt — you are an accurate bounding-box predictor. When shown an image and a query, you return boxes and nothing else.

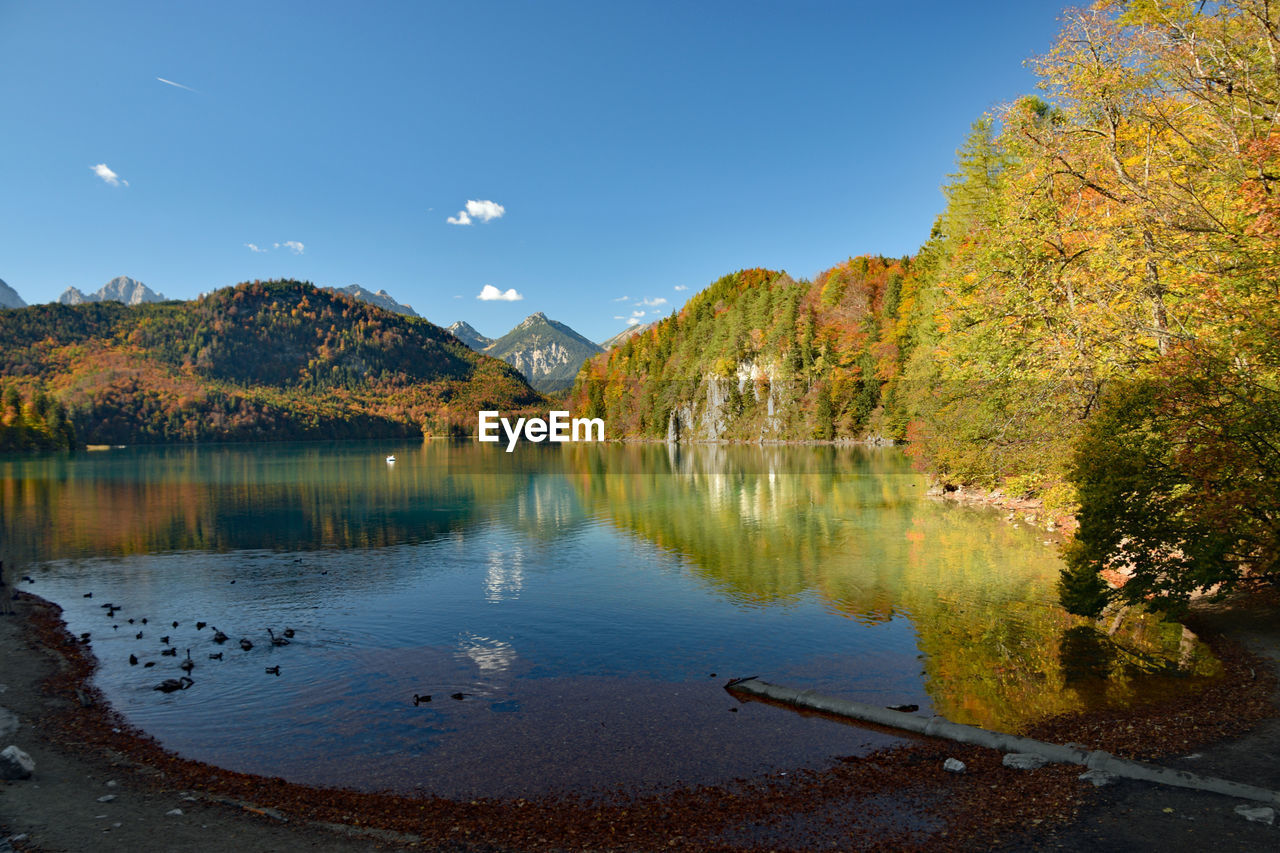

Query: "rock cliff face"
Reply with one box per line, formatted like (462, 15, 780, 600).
(326, 284, 419, 317)
(665, 359, 789, 443)
(446, 321, 494, 351)
(0, 279, 25, 309)
(58, 276, 165, 306)
(482, 313, 602, 394)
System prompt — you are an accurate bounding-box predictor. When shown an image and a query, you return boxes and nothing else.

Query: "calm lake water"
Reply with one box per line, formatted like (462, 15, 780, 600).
(0, 441, 1219, 798)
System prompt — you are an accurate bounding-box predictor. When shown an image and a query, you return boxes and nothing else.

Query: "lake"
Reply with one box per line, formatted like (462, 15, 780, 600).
(0, 440, 1219, 798)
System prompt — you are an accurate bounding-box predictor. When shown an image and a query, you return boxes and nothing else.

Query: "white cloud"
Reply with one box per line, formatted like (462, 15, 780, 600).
(90, 163, 127, 187)
(247, 240, 304, 254)
(673, 285, 688, 291)
(448, 199, 505, 225)
(612, 295, 630, 302)
(156, 77, 197, 92)
(640, 297, 667, 307)
(626, 317, 641, 326)
(630, 310, 646, 318)
(477, 284, 523, 301)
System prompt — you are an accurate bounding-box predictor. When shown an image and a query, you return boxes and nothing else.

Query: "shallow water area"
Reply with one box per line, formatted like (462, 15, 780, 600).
(2, 440, 1220, 799)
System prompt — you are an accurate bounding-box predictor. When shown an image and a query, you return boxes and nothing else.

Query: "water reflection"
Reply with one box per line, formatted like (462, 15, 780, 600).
(0, 440, 1223, 796)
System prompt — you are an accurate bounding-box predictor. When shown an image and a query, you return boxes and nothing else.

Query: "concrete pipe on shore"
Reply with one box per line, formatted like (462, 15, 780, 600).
(725, 677, 1280, 807)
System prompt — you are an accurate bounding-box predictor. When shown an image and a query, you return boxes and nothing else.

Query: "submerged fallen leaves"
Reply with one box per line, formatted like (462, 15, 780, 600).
(20, 592, 1277, 852)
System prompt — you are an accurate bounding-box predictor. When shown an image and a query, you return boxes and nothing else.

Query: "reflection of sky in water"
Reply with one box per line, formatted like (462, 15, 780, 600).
(6, 441, 1219, 798)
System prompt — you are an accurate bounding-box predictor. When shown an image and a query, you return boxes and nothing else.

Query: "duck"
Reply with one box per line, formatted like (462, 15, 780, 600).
(450, 692, 469, 700)
(264, 665, 281, 676)
(212, 628, 228, 644)
(196, 621, 207, 630)
(413, 693, 432, 705)
(161, 647, 177, 657)
(160, 635, 170, 645)
(179, 650, 195, 673)
(282, 628, 295, 639)
(135, 631, 144, 640)
(267, 628, 289, 647)
(153, 676, 193, 693)
(239, 638, 253, 652)
(129, 654, 138, 666)
(171, 621, 179, 628)
(143, 661, 156, 668)
(208, 652, 223, 661)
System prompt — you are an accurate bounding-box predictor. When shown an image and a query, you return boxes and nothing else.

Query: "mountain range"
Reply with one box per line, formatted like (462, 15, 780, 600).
(447, 313, 603, 393)
(4, 273, 637, 395)
(0, 280, 540, 445)
(59, 276, 166, 306)
(325, 284, 419, 317)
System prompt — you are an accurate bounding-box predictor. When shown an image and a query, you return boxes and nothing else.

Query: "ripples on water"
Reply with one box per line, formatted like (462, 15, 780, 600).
(1, 441, 1220, 797)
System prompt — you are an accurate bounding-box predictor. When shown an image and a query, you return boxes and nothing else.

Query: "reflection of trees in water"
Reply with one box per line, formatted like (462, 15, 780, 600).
(562, 443, 1222, 731)
(0, 441, 523, 561)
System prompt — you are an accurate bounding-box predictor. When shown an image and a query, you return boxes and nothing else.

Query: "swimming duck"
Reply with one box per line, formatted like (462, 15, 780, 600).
(179, 650, 194, 673)
(212, 628, 228, 644)
(264, 665, 281, 676)
(129, 654, 138, 666)
(196, 621, 207, 630)
(153, 676, 194, 693)
(413, 693, 432, 705)
(208, 652, 223, 661)
(267, 628, 289, 646)
(282, 628, 295, 639)
(240, 638, 253, 651)
(161, 647, 177, 657)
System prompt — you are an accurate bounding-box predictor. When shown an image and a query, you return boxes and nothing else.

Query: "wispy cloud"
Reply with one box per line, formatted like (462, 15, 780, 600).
(448, 199, 505, 225)
(640, 297, 667, 307)
(90, 163, 127, 187)
(674, 285, 688, 291)
(156, 76, 197, 93)
(612, 295, 630, 302)
(245, 240, 305, 255)
(631, 310, 646, 318)
(477, 284, 522, 301)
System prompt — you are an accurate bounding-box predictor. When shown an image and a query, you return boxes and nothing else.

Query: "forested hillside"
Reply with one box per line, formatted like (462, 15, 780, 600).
(0, 280, 541, 444)
(573, 0, 1280, 614)
(570, 261, 916, 442)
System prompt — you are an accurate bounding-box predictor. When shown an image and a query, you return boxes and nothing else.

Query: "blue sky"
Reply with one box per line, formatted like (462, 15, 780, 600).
(1, 1, 1062, 343)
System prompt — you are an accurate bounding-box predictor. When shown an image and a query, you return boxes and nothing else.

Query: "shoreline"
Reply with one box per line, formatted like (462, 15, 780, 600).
(2, 590, 1277, 852)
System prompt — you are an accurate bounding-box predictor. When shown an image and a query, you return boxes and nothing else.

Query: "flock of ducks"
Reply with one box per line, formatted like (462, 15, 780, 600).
(79, 596, 297, 692)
